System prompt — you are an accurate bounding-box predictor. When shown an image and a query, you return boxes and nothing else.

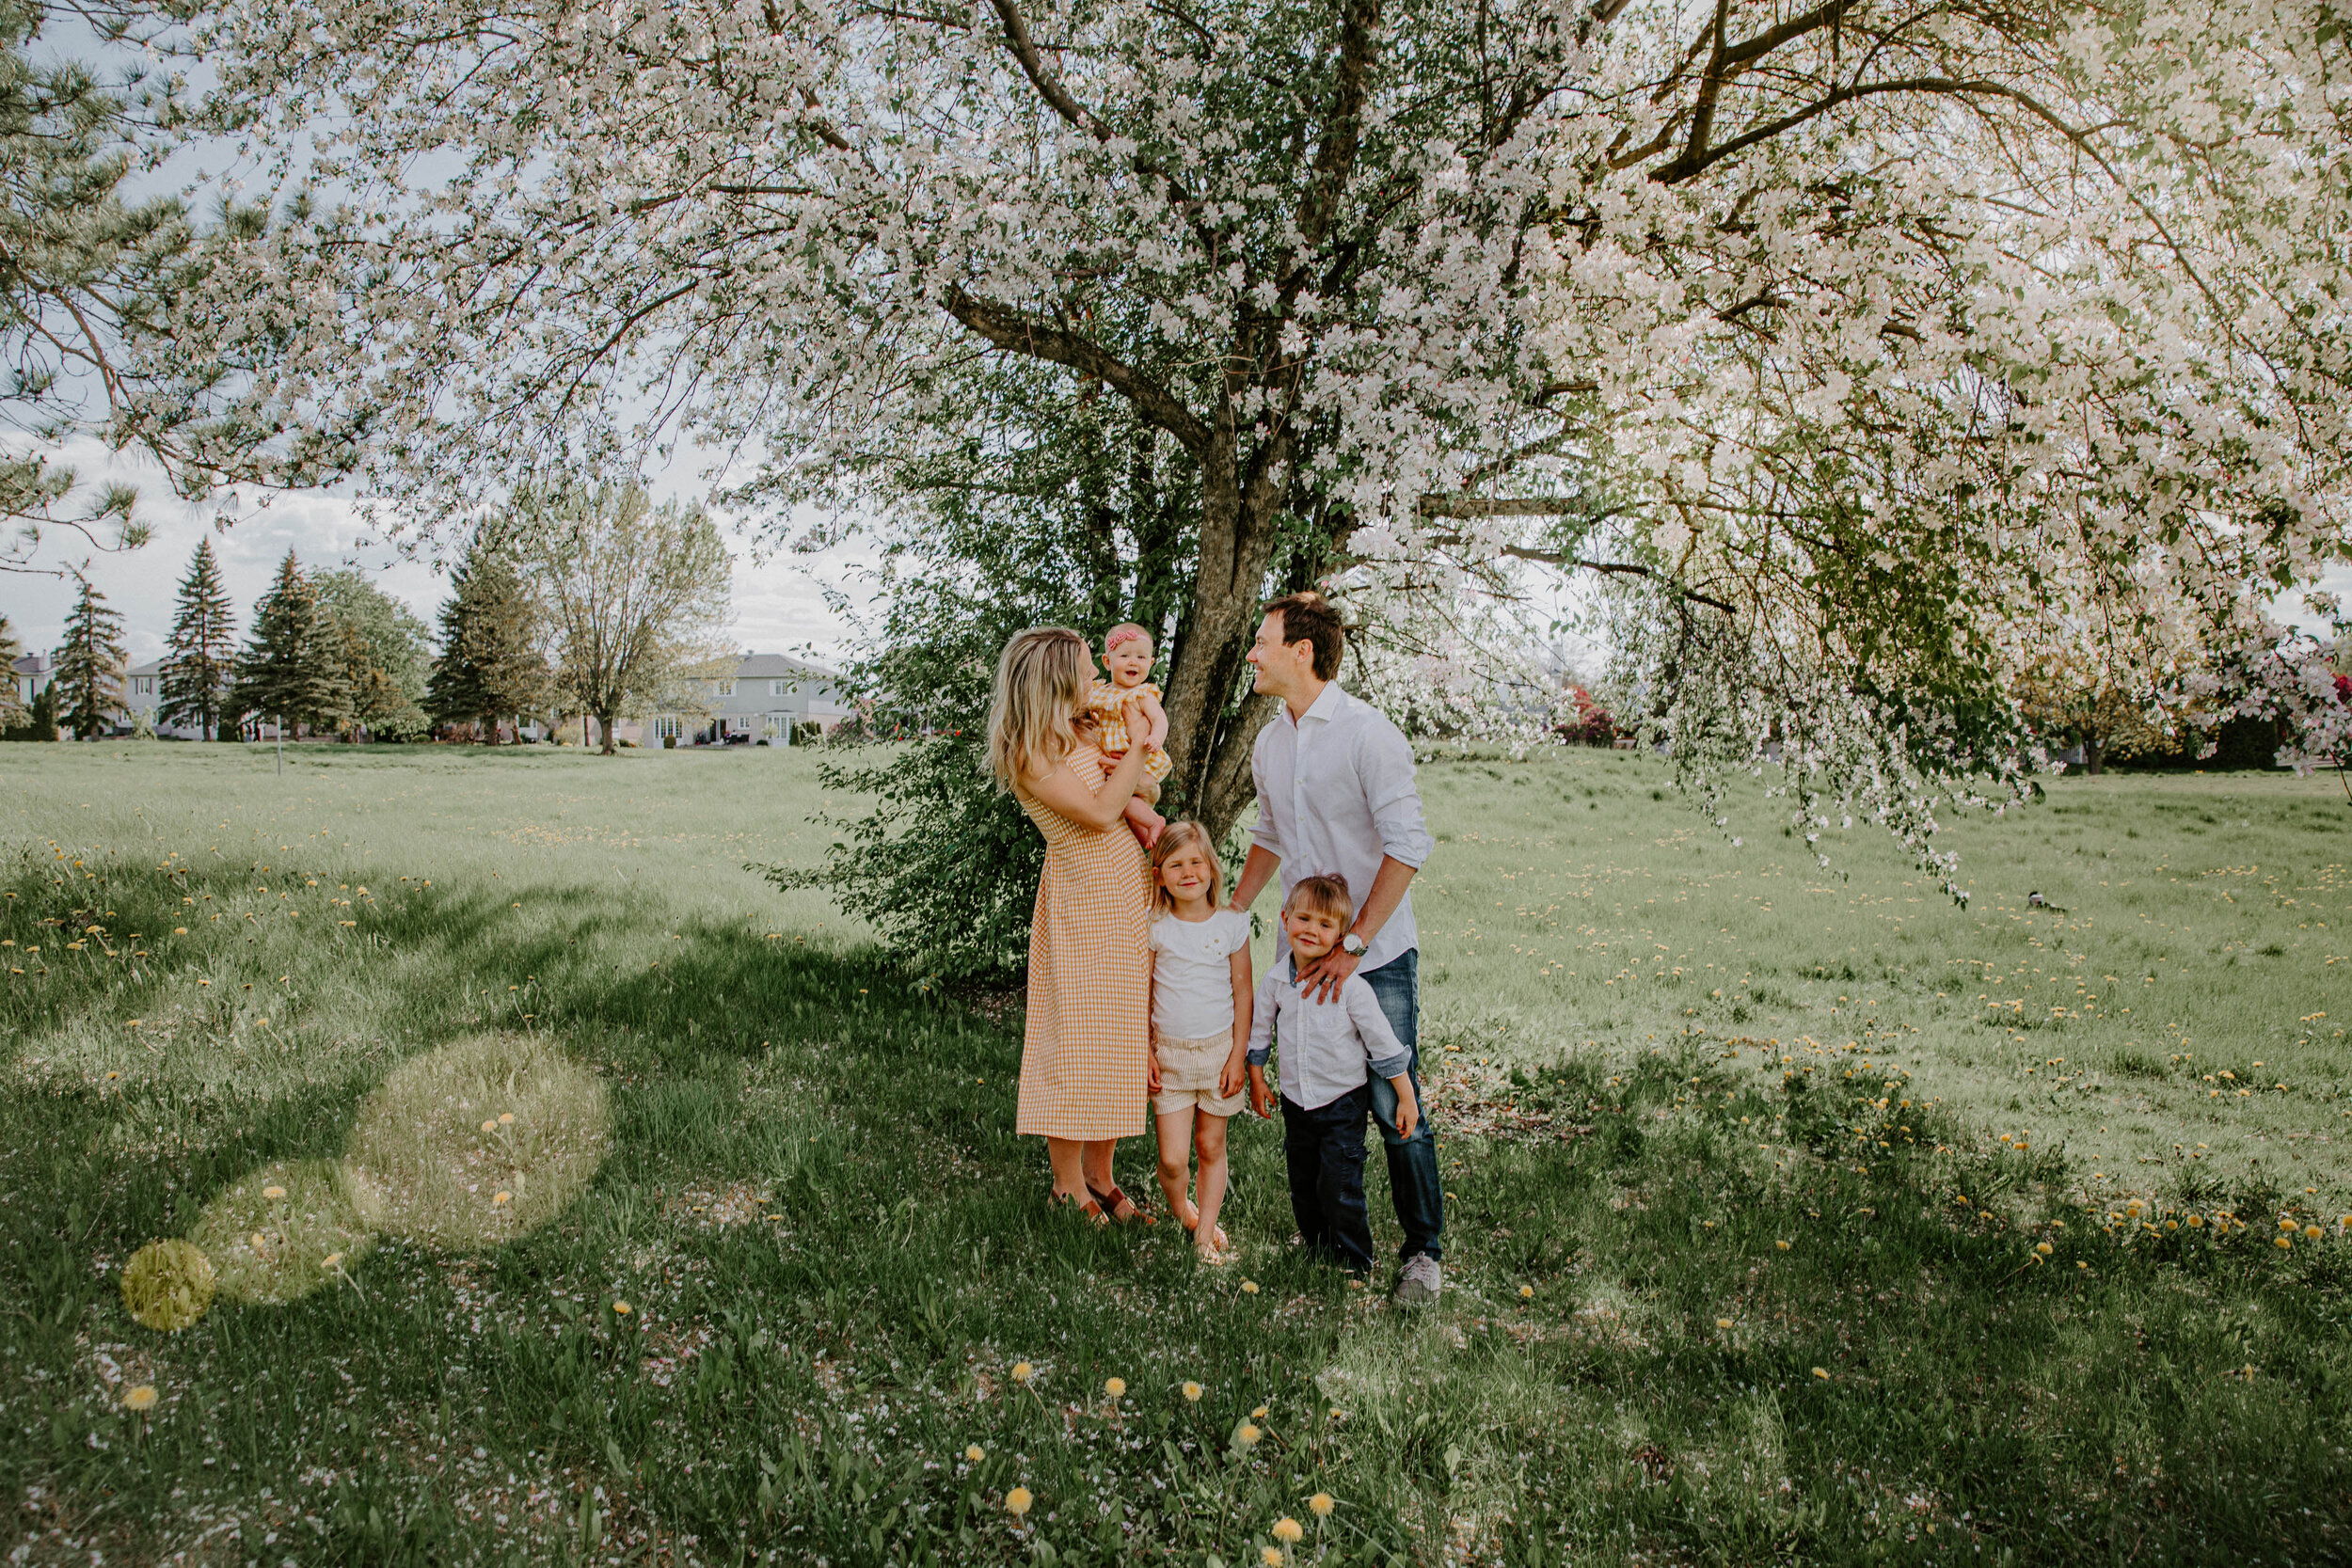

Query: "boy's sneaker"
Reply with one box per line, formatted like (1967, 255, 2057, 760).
(1392, 1253, 1441, 1306)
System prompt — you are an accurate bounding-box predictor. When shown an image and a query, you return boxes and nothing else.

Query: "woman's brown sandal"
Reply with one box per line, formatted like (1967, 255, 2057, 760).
(1088, 1183, 1154, 1225)
(1051, 1189, 1108, 1226)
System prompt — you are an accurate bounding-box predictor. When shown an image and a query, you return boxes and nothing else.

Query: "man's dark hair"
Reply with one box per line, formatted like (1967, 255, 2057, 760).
(1263, 591, 1345, 680)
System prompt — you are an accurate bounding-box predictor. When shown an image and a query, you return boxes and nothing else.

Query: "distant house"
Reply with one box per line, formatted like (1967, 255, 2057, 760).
(117, 659, 212, 739)
(652, 653, 850, 746)
(8, 653, 52, 709)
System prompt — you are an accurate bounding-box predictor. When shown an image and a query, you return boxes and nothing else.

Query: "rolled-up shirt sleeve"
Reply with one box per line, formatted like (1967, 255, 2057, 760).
(1246, 972, 1278, 1066)
(1345, 980, 1412, 1080)
(1357, 725, 1436, 869)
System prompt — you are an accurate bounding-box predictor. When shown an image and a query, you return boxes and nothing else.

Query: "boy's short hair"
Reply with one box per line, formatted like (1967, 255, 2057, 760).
(1104, 622, 1152, 654)
(1262, 592, 1344, 680)
(1283, 873, 1353, 927)
(1148, 820, 1226, 913)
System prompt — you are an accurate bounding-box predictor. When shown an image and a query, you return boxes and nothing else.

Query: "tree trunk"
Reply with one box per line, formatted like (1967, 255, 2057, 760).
(598, 706, 619, 755)
(2085, 730, 2105, 776)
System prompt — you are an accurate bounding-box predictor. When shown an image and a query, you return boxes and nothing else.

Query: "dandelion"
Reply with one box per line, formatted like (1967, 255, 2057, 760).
(1183, 1381, 1203, 1402)
(1261, 1550, 1283, 1568)
(1775, 1240, 1789, 1251)
(965, 1444, 985, 1463)
(1309, 1493, 1335, 1517)
(322, 1253, 343, 1269)
(121, 1385, 157, 1412)
(1010, 1361, 1035, 1384)
(1273, 1517, 1304, 1544)
(481, 1119, 497, 1133)
(2306, 1225, 2323, 1240)
(500, 1112, 516, 1125)
(1241, 1279, 1261, 1293)
(493, 1192, 512, 1206)
(1518, 1284, 1534, 1298)
(2186, 1215, 2203, 1227)
(613, 1300, 633, 1314)
(1005, 1485, 1033, 1517)
(262, 1186, 286, 1201)
(2275, 1236, 2293, 1251)
(2035, 1242, 2053, 1256)
(1716, 1318, 1734, 1329)
(173, 927, 186, 935)
(1252, 1405, 1268, 1418)
(2280, 1217, 2296, 1230)
(1236, 1422, 1263, 1447)
(1812, 1367, 1829, 1379)
(1105, 1376, 1127, 1398)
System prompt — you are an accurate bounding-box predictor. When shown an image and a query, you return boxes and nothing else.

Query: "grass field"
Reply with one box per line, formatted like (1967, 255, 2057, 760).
(5, 740, 2350, 1566)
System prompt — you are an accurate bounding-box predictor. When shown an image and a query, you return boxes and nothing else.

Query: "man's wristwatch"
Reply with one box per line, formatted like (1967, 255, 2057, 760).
(1340, 932, 1367, 957)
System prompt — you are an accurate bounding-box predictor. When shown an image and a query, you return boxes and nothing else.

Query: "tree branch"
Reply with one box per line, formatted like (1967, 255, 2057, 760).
(942, 284, 1211, 453)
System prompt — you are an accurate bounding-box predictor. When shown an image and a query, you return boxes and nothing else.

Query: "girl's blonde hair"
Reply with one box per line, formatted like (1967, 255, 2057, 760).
(1149, 821, 1226, 913)
(987, 626, 1092, 790)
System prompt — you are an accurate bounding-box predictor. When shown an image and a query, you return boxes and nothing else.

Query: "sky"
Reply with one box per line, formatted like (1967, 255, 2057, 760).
(3, 439, 879, 667)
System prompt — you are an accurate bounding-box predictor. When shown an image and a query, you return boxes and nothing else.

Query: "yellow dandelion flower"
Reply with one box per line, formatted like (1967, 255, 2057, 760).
(2186, 1215, 2203, 1227)
(1241, 1279, 1261, 1293)
(322, 1253, 343, 1269)
(1716, 1317, 1734, 1329)
(2275, 1236, 2293, 1250)
(499, 1112, 515, 1125)
(121, 1385, 157, 1412)
(1518, 1284, 1534, 1298)
(1261, 1550, 1283, 1568)
(965, 1444, 984, 1463)
(1309, 1492, 1335, 1517)
(481, 1119, 497, 1133)
(1104, 1377, 1126, 1398)
(1273, 1517, 1304, 1544)
(1183, 1381, 1203, 1402)
(1812, 1367, 1829, 1379)
(1006, 1485, 1033, 1517)
(1775, 1240, 1790, 1251)
(2035, 1242, 2053, 1256)
(1252, 1405, 1268, 1418)
(2280, 1217, 2296, 1230)
(173, 927, 186, 935)
(1236, 1422, 1263, 1447)
(262, 1186, 286, 1201)
(1011, 1361, 1035, 1383)
(2306, 1225, 2323, 1240)
(493, 1191, 512, 1206)
(613, 1300, 633, 1314)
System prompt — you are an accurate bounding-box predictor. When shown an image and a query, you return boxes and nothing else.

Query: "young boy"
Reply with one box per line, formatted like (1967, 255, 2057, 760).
(1246, 874, 1421, 1275)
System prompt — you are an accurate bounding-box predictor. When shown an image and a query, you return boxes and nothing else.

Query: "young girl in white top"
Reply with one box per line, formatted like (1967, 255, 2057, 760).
(1146, 821, 1254, 1265)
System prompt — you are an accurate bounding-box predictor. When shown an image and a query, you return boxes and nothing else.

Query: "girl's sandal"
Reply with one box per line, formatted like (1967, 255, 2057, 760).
(1051, 1189, 1108, 1227)
(1089, 1183, 1155, 1226)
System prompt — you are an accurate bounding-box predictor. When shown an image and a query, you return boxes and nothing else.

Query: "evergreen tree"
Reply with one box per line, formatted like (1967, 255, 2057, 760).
(159, 537, 238, 739)
(52, 574, 123, 739)
(232, 549, 346, 738)
(0, 612, 22, 726)
(427, 535, 548, 742)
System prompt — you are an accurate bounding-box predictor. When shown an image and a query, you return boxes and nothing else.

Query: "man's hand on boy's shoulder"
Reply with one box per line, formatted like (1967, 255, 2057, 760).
(1296, 947, 1359, 1001)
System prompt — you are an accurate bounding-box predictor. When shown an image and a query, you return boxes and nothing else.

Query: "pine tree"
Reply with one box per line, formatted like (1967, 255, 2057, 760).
(159, 537, 238, 739)
(232, 549, 347, 738)
(0, 612, 23, 726)
(427, 535, 548, 742)
(52, 575, 124, 739)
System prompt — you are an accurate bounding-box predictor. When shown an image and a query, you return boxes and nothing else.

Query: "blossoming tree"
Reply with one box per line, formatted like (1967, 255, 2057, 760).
(170, 0, 2352, 858)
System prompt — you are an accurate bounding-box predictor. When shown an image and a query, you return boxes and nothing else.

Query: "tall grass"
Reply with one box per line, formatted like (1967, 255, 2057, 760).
(2, 741, 2347, 1564)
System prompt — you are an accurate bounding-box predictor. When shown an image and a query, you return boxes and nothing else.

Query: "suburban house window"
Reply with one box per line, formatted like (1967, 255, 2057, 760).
(715, 680, 736, 698)
(656, 716, 681, 740)
(771, 679, 794, 696)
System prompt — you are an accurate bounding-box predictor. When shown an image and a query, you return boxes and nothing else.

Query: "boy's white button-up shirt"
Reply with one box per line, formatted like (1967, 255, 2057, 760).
(1248, 682, 1435, 974)
(1246, 954, 1413, 1111)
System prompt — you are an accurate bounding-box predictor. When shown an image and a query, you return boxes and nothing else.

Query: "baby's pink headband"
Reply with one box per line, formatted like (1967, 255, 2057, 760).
(1105, 626, 1149, 652)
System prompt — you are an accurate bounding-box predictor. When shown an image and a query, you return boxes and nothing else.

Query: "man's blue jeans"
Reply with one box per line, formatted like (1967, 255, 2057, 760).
(1358, 949, 1444, 1264)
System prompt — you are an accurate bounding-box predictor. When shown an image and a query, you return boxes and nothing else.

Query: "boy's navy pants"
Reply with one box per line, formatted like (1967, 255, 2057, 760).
(1280, 1086, 1375, 1274)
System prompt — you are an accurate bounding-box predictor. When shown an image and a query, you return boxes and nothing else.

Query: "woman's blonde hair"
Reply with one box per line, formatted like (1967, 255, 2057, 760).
(1148, 821, 1226, 913)
(987, 626, 1091, 790)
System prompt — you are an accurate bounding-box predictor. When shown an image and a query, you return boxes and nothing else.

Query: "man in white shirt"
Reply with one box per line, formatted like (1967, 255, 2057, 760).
(1229, 591, 1445, 1305)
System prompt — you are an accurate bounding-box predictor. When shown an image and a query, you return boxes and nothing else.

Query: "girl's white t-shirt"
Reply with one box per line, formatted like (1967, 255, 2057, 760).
(1149, 909, 1252, 1040)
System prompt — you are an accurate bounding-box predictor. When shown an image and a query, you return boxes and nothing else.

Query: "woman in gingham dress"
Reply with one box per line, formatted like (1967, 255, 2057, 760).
(987, 626, 1156, 1223)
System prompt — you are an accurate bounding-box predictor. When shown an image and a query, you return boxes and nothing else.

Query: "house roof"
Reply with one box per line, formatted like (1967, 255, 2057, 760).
(125, 658, 165, 677)
(733, 653, 837, 681)
(10, 654, 50, 675)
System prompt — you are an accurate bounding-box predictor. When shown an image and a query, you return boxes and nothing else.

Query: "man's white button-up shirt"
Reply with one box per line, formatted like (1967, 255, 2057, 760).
(1248, 682, 1436, 974)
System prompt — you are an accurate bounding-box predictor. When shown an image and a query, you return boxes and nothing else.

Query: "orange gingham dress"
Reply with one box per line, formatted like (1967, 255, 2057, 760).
(1015, 744, 1152, 1141)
